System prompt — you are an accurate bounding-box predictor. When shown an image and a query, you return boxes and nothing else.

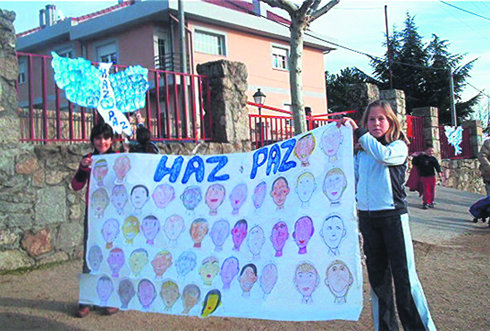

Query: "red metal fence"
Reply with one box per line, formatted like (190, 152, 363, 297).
(406, 115, 425, 154)
(439, 125, 471, 159)
(16, 52, 211, 143)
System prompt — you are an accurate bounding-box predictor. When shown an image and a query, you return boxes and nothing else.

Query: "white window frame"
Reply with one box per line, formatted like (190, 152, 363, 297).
(94, 39, 119, 64)
(194, 26, 227, 56)
(154, 28, 170, 70)
(271, 44, 289, 71)
(54, 45, 74, 58)
(18, 60, 26, 85)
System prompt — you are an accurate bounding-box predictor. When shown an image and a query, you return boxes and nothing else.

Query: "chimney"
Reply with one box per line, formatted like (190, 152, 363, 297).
(39, 8, 46, 27)
(45, 4, 57, 26)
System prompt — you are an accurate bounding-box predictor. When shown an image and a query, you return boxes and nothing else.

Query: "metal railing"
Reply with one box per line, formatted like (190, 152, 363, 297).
(406, 115, 425, 154)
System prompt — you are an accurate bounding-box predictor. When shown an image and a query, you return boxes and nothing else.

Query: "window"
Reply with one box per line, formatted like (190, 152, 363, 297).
(156, 38, 166, 70)
(57, 48, 73, 58)
(272, 46, 289, 70)
(96, 42, 118, 64)
(18, 60, 26, 85)
(195, 29, 226, 56)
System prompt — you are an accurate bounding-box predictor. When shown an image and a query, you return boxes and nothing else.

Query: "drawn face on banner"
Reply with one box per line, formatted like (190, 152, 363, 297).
(247, 225, 265, 259)
(138, 279, 156, 310)
(293, 216, 314, 254)
(164, 215, 185, 245)
(107, 248, 125, 278)
(111, 185, 128, 215)
(320, 214, 346, 255)
(325, 260, 353, 303)
(91, 188, 109, 218)
(152, 184, 175, 209)
(294, 133, 315, 167)
(97, 275, 114, 305)
(199, 256, 220, 286)
(201, 289, 221, 318)
(160, 280, 180, 311)
(210, 219, 230, 252)
(129, 248, 148, 277)
(260, 263, 278, 296)
(151, 250, 172, 278)
(270, 221, 289, 257)
(113, 155, 131, 183)
(294, 262, 320, 303)
(205, 184, 226, 216)
(182, 284, 201, 314)
(271, 177, 290, 209)
(252, 181, 267, 209)
(175, 251, 197, 278)
(295, 172, 317, 204)
(88, 245, 103, 272)
(130, 185, 149, 211)
(321, 125, 343, 161)
(220, 256, 239, 290)
(122, 216, 140, 244)
(101, 218, 119, 249)
(323, 168, 347, 205)
(118, 278, 135, 309)
(181, 186, 202, 211)
(141, 215, 160, 245)
(229, 183, 248, 215)
(231, 219, 248, 251)
(239, 264, 258, 297)
(190, 218, 208, 248)
(93, 159, 108, 186)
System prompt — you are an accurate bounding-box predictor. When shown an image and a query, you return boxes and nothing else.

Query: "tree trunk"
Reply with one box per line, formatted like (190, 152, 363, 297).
(290, 17, 307, 134)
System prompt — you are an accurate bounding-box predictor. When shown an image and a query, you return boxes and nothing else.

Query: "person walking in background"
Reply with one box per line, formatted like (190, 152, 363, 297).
(341, 100, 436, 331)
(412, 144, 443, 209)
(478, 138, 490, 196)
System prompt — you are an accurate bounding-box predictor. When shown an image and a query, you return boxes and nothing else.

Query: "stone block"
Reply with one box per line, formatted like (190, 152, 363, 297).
(0, 249, 34, 271)
(38, 251, 69, 265)
(35, 186, 67, 225)
(0, 229, 18, 245)
(69, 204, 82, 221)
(0, 213, 34, 229)
(45, 170, 70, 185)
(56, 222, 83, 249)
(33, 169, 45, 187)
(21, 228, 52, 257)
(15, 155, 38, 175)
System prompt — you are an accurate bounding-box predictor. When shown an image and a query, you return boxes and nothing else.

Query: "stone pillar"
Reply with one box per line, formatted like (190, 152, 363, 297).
(0, 9, 20, 143)
(344, 83, 379, 120)
(461, 119, 483, 158)
(412, 107, 440, 157)
(196, 60, 250, 150)
(380, 89, 406, 134)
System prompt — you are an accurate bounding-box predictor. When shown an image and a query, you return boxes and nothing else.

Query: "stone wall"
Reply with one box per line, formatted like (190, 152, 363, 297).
(441, 158, 484, 195)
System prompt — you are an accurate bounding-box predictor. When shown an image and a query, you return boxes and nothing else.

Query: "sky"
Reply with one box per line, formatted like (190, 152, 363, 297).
(1, 0, 489, 113)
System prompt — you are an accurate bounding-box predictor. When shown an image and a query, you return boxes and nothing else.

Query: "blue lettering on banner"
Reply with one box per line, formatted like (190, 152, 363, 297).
(181, 155, 205, 184)
(250, 147, 268, 180)
(278, 139, 297, 172)
(153, 156, 184, 183)
(250, 139, 297, 179)
(266, 144, 281, 176)
(206, 156, 230, 182)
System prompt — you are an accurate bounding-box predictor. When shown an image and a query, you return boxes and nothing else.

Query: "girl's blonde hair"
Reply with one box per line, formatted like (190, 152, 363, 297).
(361, 100, 409, 144)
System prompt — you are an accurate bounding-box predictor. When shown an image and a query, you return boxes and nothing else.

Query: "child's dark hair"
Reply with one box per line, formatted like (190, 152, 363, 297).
(136, 126, 158, 154)
(425, 143, 434, 149)
(90, 123, 114, 144)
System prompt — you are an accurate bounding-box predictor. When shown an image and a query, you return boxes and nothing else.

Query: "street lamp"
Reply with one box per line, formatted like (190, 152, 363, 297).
(253, 88, 266, 146)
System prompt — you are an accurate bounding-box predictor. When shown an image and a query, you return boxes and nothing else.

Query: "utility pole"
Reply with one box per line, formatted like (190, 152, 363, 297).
(448, 69, 457, 126)
(384, 5, 393, 89)
(178, 0, 187, 73)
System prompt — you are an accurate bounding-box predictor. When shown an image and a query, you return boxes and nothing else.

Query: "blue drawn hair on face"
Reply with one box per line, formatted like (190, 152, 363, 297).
(131, 184, 149, 197)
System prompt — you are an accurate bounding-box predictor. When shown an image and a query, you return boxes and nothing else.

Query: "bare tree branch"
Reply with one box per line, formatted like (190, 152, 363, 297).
(311, 0, 339, 20)
(298, 0, 315, 17)
(261, 0, 298, 15)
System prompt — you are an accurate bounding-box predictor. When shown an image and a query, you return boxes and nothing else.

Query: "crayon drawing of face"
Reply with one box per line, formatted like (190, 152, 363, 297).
(205, 184, 226, 216)
(325, 260, 353, 304)
(107, 248, 125, 277)
(210, 219, 230, 252)
(164, 214, 185, 246)
(160, 280, 180, 311)
(182, 284, 201, 314)
(111, 185, 128, 215)
(129, 248, 148, 277)
(137, 279, 156, 310)
(293, 216, 314, 255)
(321, 125, 343, 162)
(220, 256, 239, 290)
(231, 219, 247, 251)
(199, 256, 220, 286)
(92, 159, 108, 187)
(190, 218, 208, 248)
(141, 215, 160, 245)
(260, 263, 278, 296)
(239, 264, 257, 297)
(270, 177, 290, 209)
(113, 155, 131, 184)
(181, 186, 202, 211)
(200, 289, 221, 318)
(152, 184, 175, 209)
(323, 168, 347, 205)
(175, 251, 197, 278)
(88, 245, 103, 272)
(91, 188, 109, 219)
(295, 172, 317, 206)
(252, 181, 267, 209)
(294, 262, 319, 304)
(151, 250, 172, 278)
(229, 183, 248, 215)
(130, 185, 149, 212)
(320, 214, 346, 256)
(118, 278, 135, 309)
(247, 225, 265, 260)
(122, 216, 140, 244)
(270, 221, 289, 257)
(294, 133, 315, 167)
(96, 275, 114, 306)
(101, 218, 120, 250)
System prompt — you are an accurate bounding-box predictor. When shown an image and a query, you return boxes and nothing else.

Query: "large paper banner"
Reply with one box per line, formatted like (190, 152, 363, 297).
(80, 123, 363, 321)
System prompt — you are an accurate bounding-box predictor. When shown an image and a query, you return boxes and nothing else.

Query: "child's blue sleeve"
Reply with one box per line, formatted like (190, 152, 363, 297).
(359, 133, 408, 165)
